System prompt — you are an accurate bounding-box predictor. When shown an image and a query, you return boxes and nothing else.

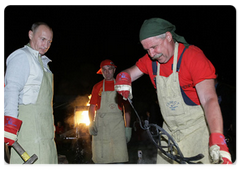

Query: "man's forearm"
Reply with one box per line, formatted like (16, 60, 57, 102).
(125, 111, 131, 127)
(89, 104, 96, 122)
(203, 99, 223, 134)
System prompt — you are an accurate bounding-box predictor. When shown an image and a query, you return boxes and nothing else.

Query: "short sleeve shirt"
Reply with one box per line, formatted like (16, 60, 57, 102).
(136, 43, 216, 105)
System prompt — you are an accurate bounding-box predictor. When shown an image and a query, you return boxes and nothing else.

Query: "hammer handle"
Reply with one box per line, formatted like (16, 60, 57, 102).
(12, 141, 30, 162)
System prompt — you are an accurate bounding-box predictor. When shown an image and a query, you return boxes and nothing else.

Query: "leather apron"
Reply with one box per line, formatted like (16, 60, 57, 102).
(10, 56, 58, 164)
(92, 80, 128, 163)
(156, 42, 211, 164)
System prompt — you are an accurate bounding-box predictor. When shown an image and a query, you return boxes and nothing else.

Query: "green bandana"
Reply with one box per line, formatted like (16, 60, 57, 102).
(139, 18, 189, 47)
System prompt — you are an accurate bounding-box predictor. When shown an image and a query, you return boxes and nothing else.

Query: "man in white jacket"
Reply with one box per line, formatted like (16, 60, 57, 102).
(4, 22, 58, 164)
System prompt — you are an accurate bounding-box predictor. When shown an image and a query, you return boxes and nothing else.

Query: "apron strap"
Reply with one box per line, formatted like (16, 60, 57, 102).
(152, 61, 157, 87)
(180, 87, 197, 106)
(103, 80, 105, 92)
(152, 45, 197, 106)
(176, 46, 197, 106)
(176, 46, 187, 72)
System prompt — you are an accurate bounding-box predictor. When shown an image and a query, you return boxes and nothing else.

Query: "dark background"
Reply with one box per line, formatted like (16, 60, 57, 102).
(4, 5, 236, 124)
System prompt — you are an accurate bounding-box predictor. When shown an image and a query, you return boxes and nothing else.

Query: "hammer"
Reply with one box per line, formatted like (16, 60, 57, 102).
(12, 141, 38, 164)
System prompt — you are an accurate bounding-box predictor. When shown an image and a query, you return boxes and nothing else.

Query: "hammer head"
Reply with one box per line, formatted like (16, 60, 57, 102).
(23, 154, 38, 164)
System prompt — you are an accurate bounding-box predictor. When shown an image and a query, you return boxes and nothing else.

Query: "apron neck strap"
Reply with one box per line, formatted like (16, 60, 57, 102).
(172, 42, 179, 73)
(103, 80, 105, 92)
(157, 42, 179, 75)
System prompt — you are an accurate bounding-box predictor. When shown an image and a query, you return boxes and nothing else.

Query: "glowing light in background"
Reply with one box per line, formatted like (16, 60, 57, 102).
(75, 110, 90, 126)
(74, 95, 91, 126)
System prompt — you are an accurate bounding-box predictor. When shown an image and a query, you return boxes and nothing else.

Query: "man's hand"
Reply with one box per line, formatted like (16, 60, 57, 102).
(115, 72, 132, 100)
(89, 121, 98, 136)
(4, 116, 22, 146)
(209, 133, 232, 164)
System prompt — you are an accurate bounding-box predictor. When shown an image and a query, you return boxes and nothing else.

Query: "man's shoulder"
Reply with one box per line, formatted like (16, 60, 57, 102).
(7, 46, 30, 63)
(9, 45, 35, 57)
(9, 46, 26, 55)
(93, 80, 104, 89)
(185, 45, 204, 56)
(136, 53, 152, 74)
(181, 44, 207, 65)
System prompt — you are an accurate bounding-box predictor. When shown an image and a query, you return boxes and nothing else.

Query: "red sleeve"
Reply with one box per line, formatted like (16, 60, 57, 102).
(90, 81, 102, 106)
(135, 54, 151, 74)
(185, 46, 216, 86)
(136, 54, 157, 88)
(178, 45, 216, 105)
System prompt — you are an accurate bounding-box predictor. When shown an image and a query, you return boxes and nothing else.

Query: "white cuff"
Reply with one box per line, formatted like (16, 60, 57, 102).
(115, 85, 133, 99)
(4, 131, 17, 141)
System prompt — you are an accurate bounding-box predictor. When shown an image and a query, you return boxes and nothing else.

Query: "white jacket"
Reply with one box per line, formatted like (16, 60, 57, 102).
(4, 45, 52, 118)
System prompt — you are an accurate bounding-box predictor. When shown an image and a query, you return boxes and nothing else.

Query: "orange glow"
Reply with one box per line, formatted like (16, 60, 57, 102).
(87, 94, 91, 106)
(74, 110, 90, 126)
(74, 95, 92, 126)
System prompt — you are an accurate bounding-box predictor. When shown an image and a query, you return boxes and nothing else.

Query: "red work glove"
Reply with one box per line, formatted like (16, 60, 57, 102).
(209, 133, 232, 164)
(4, 116, 22, 146)
(115, 72, 132, 100)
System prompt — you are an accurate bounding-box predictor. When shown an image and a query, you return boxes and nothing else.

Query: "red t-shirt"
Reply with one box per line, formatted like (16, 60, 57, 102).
(90, 80, 124, 110)
(136, 43, 216, 105)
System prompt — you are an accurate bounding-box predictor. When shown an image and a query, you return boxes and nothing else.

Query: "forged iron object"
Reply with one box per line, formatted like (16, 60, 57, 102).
(128, 98, 204, 164)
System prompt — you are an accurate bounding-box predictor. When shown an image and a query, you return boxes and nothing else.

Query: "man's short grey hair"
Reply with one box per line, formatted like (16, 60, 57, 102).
(31, 22, 52, 34)
(156, 33, 166, 39)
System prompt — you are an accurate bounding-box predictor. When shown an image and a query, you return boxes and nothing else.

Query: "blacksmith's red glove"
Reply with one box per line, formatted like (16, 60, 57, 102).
(4, 116, 22, 146)
(209, 133, 232, 164)
(115, 72, 132, 100)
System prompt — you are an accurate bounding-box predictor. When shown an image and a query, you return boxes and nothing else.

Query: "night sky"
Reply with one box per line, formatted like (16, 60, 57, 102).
(4, 5, 236, 123)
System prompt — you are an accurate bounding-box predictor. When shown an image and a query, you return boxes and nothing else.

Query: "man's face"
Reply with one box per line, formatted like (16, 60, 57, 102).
(29, 25, 53, 55)
(141, 34, 173, 64)
(102, 65, 116, 81)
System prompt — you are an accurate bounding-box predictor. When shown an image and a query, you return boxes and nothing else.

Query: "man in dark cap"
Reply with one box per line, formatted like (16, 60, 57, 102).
(88, 59, 131, 164)
(115, 18, 232, 164)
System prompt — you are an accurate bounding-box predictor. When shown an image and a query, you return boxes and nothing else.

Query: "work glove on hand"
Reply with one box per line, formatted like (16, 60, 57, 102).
(89, 121, 98, 136)
(125, 127, 132, 143)
(4, 116, 22, 146)
(209, 133, 232, 164)
(115, 72, 132, 100)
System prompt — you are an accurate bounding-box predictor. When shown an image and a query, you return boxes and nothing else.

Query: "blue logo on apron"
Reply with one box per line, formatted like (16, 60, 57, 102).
(166, 101, 179, 111)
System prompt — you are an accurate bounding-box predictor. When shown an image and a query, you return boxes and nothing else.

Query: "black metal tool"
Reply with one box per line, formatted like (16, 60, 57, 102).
(127, 98, 204, 164)
(12, 141, 38, 164)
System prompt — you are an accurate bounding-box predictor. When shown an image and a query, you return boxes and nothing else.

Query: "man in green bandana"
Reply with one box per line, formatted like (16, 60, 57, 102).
(115, 18, 232, 164)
